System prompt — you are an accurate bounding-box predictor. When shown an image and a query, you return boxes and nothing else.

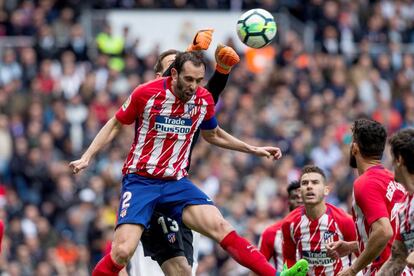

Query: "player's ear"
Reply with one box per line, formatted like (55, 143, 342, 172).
(155, 72, 162, 78)
(171, 68, 178, 80)
(396, 154, 404, 167)
(351, 142, 359, 155)
(324, 183, 330, 196)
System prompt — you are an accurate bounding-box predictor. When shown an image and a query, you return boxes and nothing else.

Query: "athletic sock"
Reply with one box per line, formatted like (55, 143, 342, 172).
(220, 231, 277, 276)
(92, 253, 125, 276)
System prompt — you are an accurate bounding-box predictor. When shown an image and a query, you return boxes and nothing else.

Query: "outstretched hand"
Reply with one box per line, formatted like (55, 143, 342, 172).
(69, 158, 89, 174)
(215, 43, 240, 74)
(251, 146, 282, 160)
(187, 29, 214, 51)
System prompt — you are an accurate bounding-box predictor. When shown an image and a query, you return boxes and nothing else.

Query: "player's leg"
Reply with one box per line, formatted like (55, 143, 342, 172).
(159, 177, 277, 276)
(183, 205, 308, 276)
(93, 174, 162, 276)
(182, 204, 280, 276)
(161, 256, 192, 276)
(93, 224, 143, 275)
(160, 224, 195, 276)
(140, 211, 192, 276)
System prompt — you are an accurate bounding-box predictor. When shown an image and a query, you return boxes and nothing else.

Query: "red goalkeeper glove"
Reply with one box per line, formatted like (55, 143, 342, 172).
(215, 44, 240, 74)
(187, 29, 214, 51)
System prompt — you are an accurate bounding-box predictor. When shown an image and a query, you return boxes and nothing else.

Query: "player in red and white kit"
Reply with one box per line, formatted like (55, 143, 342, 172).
(378, 128, 414, 276)
(327, 119, 406, 276)
(282, 165, 356, 276)
(258, 181, 303, 271)
(71, 51, 309, 276)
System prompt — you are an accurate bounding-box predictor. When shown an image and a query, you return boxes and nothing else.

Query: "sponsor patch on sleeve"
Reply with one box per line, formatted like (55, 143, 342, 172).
(122, 96, 131, 111)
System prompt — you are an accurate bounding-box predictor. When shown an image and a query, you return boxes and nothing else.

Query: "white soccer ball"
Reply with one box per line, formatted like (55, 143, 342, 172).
(236, 8, 277, 48)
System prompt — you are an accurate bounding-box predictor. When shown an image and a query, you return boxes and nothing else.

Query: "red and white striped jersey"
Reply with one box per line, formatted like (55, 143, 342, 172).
(259, 220, 284, 271)
(352, 166, 406, 276)
(402, 267, 414, 276)
(115, 77, 215, 180)
(282, 204, 356, 276)
(397, 194, 414, 276)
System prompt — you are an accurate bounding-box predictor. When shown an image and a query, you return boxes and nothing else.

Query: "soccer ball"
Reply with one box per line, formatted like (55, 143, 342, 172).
(236, 8, 277, 48)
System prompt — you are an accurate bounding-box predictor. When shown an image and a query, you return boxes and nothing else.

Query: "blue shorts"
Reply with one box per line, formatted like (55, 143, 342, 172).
(116, 174, 214, 228)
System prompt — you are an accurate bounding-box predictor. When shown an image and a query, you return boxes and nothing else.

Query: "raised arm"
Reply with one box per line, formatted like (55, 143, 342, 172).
(206, 44, 239, 103)
(338, 218, 393, 276)
(70, 116, 122, 174)
(377, 239, 408, 276)
(201, 126, 282, 159)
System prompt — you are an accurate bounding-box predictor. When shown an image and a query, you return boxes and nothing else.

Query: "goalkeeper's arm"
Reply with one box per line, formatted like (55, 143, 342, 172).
(206, 44, 240, 103)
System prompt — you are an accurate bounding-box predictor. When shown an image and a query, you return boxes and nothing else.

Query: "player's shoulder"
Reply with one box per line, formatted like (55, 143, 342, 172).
(262, 220, 282, 238)
(284, 207, 303, 224)
(365, 167, 394, 181)
(131, 77, 167, 100)
(355, 167, 394, 188)
(326, 203, 352, 220)
(133, 77, 165, 92)
(196, 86, 214, 102)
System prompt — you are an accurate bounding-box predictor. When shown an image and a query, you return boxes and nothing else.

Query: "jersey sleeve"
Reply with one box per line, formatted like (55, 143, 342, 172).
(205, 71, 229, 104)
(203, 92, 216, 121)
(199, 92, 217, 130)
(115, 86, 145, 125)
(354, 177, 389, 227)
(282, 218, 297, 267)
(259, 227, 276, 261)
(339, 213, 357, 242)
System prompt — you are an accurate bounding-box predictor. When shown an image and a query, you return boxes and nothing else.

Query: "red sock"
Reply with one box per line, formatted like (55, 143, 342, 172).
(92, 254, 125, 276)
(220, 231, 276, 276)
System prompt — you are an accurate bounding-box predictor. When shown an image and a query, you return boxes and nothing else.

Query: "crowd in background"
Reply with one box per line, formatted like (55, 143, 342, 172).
(0, 0, 414, 275)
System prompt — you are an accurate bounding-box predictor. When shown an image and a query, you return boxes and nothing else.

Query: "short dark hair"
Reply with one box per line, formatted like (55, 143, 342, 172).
(172, 51, 206, 74)
(300, 165, 326, 181)
(352, 118, 387, 160)
(389, 128, 414, 174)
(154, 49, 179, 74)
(287, 180, 300, 195)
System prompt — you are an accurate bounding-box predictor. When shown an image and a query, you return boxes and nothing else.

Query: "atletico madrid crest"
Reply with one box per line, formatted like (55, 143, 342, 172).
(120, 209, 127, 218)
(167, 233, 176, 243)
(186, 103, 198, 117)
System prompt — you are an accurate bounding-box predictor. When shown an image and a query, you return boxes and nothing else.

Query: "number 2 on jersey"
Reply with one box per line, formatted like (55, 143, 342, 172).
(121, 191, 132, 209)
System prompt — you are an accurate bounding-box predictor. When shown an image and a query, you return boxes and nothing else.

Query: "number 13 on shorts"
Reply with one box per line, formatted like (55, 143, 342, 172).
(158, 216, 179, 234)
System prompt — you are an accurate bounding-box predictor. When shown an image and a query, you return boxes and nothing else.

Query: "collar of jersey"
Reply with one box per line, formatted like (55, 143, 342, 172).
(366, 164, 385, 171)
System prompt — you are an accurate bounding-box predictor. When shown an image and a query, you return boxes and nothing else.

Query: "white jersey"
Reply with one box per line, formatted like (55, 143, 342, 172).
(128, 232, 200, 276)
(398, 194, 414, 276)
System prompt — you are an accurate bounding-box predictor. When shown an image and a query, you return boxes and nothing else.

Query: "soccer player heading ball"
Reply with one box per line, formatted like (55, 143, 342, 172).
(70, 30, 308, 276)
(129, 29, 241, 276)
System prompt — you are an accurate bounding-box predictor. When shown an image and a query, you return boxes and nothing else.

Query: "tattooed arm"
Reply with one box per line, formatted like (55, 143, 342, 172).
(377, 240, 408, 276)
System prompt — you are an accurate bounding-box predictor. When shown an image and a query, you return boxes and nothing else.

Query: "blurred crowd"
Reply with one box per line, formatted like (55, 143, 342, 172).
(0, 0, 414, 275)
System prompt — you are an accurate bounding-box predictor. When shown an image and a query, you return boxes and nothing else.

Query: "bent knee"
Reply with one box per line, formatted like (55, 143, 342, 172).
(211, 219, 234, 242)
